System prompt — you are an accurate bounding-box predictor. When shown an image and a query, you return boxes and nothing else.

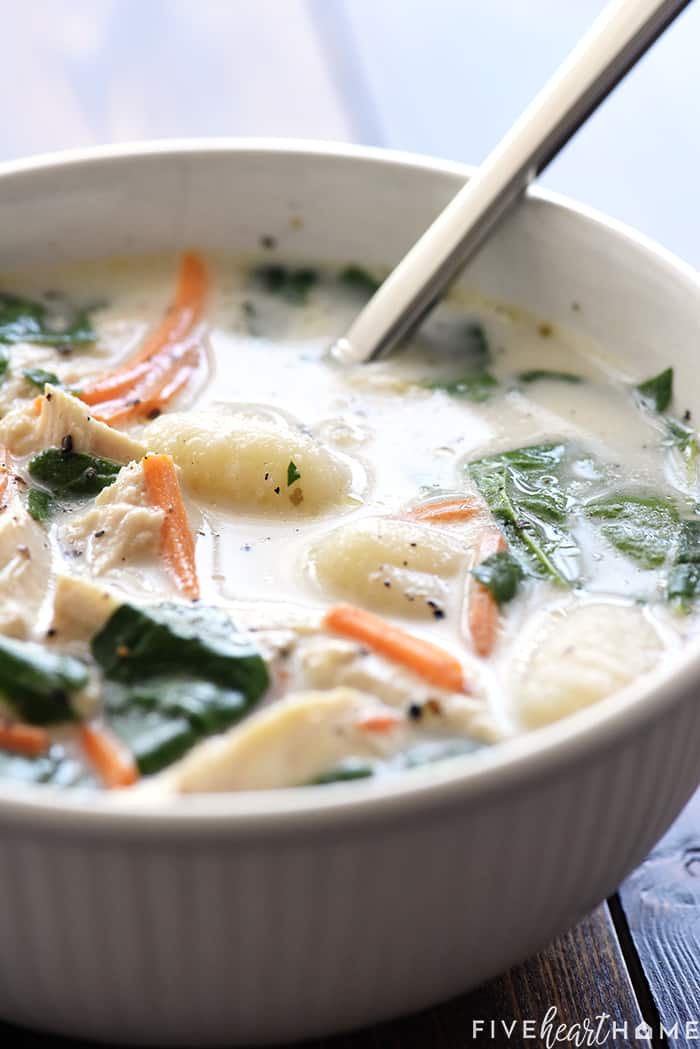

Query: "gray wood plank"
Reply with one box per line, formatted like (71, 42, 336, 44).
(619, 788, 700, 1048)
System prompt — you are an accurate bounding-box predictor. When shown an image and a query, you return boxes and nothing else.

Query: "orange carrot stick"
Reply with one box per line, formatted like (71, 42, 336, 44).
(142, 453, 200, 600)
(92, 349, 200, 425)
(79, 252, 208, 407)
(323, 604, 466, 693)
(357, 712, 402, 733)
(467, 530, 507, 658)
(405, 498, 480, 525)
(0, 722, 50, 757)
(80, 723, 138, 788)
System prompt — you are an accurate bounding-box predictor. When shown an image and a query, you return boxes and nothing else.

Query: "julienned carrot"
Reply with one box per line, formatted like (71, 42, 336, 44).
(143, 453, 200, 600)
(91, 348, 199, 425)
(405, 498, 480, 525)
(80, 723, 138, 789)
(323, 604, 466, 693)
(467, 530, 507, 658)
(78, 252, 208, 422)
(0, 722, 50, 757)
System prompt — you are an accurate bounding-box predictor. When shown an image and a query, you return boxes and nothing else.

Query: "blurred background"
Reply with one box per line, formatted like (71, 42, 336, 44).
(1, 0, 698, 262)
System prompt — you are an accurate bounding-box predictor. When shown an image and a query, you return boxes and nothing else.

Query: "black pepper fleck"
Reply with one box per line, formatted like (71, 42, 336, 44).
(408, 703, 422, 721)
(61, 434, 73, 454)
(94, 529, 106, 538)
(274, 486, 281, 495)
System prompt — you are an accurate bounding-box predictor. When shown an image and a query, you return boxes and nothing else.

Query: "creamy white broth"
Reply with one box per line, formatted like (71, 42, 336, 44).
(0, 253, 696, 792)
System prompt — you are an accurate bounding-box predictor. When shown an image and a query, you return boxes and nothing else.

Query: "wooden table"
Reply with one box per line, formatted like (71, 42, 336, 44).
(1, 1, 698, 1045)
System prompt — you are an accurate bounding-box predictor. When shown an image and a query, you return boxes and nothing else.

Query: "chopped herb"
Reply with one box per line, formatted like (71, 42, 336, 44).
(0, 291, 95, 347)
(467, 443, 578, 584)
(338, 265, 380, 297)
(427, 370, 498, 402)
(22, 367, 60, 389)
(28, 448, 121, 496)
(0, 635, 87, 724)
(667, 519, 700, 610)
(585, 494, 679, 568)
(252, 264, 318, 304)
(0, 346, 8, 383)
(518, 369, 582, 385)
(636, 368, 673, 413)
(287, 460, 301, 486)
(471, 550, 524, 605)
(27, 488, 55, 522)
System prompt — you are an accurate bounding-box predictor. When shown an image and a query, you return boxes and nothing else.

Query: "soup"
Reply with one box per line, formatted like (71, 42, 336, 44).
(0, 252, 694, 792)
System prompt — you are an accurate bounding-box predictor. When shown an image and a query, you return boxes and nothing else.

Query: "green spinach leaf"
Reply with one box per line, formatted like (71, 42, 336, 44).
(667, 519, 700, 610)
(471, 550, 524, 605)
(427, 370, 498, 402)
(311, 759, 375, 785)
(585, 494, 678, 568)
(23, 367, 60, 389)
(91, 602, 269, 701)
(253, 265, 318, 304)
(467, 443, 578, 583)
(518, 369, 582, 385)
(637, 367, 673, 413)
(0, 292, 95, 347)
(0, 635, 88, 724)
(27, 488, 55, 522)
(105, 678, 250, 775)
(338, 266, 380, 297)
(28, 448, 121, 496)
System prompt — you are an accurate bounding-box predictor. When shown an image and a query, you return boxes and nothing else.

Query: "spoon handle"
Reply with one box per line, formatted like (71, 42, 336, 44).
(333, 0, 691, 364)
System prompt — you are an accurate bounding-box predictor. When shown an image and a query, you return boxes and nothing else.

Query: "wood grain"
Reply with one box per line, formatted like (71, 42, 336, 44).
(619, 788, 700, 1048)
(311, 906, 651, 1049)
(0, 905, 650, 1048)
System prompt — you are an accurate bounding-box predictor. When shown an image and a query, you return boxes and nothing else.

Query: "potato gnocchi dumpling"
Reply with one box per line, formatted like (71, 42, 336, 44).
(513, 603, 663, 728)
(309, 516, 465, 618)
(143, 408, 361, 514)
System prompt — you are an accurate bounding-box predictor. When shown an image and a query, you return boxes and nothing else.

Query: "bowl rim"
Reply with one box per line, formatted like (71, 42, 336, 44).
(0, 136, 698, 834)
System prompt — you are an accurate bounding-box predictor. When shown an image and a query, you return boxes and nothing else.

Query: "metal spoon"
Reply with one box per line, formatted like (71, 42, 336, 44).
(332, 0, 692, 364)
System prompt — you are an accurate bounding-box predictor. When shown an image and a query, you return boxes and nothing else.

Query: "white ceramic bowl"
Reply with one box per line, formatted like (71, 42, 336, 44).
(0, 141, 699, 1047)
